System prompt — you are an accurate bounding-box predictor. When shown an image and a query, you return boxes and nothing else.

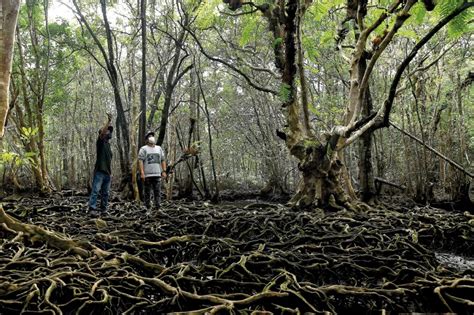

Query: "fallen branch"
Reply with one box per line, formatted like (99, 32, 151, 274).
(390, 122, 473, 178)
(375, 177, 406, 191)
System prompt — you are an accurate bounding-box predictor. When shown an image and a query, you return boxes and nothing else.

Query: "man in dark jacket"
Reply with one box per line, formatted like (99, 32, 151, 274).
(88, 113, 113, 216)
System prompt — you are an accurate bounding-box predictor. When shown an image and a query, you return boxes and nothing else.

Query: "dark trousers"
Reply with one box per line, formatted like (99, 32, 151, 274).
(144, 176, 161, 208)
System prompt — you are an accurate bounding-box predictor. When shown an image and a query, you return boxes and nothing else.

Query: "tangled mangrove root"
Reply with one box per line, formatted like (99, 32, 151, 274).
(0, 194, 473, 314)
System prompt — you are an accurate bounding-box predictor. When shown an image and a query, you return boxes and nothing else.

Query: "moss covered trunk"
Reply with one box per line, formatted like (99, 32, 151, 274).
(0, 0, 20, 137)
(285, 137, 351, 209)
(277, 0, 351, 209)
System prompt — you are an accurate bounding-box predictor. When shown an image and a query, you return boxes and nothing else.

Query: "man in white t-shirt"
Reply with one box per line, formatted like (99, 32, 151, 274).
(138, 131, 167, 209)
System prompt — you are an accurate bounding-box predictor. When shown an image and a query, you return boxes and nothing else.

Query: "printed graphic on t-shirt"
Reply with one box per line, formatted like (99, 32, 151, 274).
(146, 153, 161, 164)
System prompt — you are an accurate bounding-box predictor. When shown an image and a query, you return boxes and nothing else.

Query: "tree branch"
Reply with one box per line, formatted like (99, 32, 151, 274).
(349, 0, 415, 128)
(380, 1, 474, 127)
(396, 41, 457, 96)
(341, 1, 474, 148)
(390, 122, 473, 178)
(172, 64, 194, 89)
(71, 0, 112, 74)
(183, 26, 278, 95)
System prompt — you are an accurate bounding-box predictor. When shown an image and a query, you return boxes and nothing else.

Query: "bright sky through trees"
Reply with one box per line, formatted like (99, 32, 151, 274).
(50, 1, 75, 22)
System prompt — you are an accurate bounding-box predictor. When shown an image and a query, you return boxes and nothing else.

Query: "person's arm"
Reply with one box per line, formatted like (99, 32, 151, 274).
(139, 160, 145, 180)
(161, 148, 167, 179)
(99, 113, 112, 139)
(138, 147, 146, 180)
(161, 160, 167, 179)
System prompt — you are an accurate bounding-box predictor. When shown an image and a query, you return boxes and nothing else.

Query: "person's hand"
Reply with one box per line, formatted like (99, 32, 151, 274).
(140, 173, 145, 181)
(161, 171, 167, 179)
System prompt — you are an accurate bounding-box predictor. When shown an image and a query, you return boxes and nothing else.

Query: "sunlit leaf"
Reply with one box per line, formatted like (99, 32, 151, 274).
(195, 0, 222, 29)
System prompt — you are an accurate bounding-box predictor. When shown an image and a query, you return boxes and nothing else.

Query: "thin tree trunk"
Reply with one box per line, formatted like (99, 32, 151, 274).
(73, 0, 131, 179)
(37, 0, 53, 192)
(357, 54, 376, 202)
(14, 27, 45, 190)
(101, 0, 130, 178)
(195, 99, 209, 198)
(23, 0, 53, 192)
(61, 135, 68, 188)
(0, 0, 20, 138)
(196, 69, 219, 200)
(296, 2, 311, 136)
(182, 73, 198, 197)
(139, 0, 147, 147)
(166, 116, 177, 201)
(129, 48, 140, 201)
(156, 24, 189, 146)
(147, 73, 163, 130)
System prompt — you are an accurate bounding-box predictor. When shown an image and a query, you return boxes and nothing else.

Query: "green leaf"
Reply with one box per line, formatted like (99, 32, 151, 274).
(273, 37, 283, 48)
(24, 151, 38, 158)
(436, 0, 463, 17)
(397, 28, 419, 41)
(435, 0, 473, 39)
(20, 127, 39, 140)
(240, 15, 259, 46)
(447, 9, 472, 39)
(308, 0, 344, 22)
(320, 30, 334, 46)
(409, 2, 427, 25)
(195, 0, 222, 29)
(0, 151, 18, 163)
(308, 103, 320, 117)
(302, 33, 320, 60)
(279, 84, 291, 102)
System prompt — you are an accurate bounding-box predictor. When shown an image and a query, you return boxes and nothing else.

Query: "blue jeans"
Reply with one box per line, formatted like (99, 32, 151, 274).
(88, 171, 111, 210)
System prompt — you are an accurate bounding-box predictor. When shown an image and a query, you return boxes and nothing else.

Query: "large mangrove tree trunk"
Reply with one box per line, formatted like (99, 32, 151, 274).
(266, 0, 350, 209)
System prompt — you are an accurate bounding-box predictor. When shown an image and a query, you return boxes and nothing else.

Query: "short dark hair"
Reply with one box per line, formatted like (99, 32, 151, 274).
(98, 126, 114, 134)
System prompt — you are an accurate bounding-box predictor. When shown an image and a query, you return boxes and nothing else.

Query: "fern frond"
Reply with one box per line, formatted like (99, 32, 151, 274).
(435, 0, 473, 39)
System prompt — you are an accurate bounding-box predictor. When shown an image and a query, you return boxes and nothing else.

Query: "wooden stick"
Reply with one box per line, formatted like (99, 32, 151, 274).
(374, 177, 406, 190)
(390, 122, 473, 178)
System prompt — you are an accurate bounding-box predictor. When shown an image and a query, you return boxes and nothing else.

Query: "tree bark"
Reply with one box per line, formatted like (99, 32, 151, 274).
(129, 46, 140, 201)
(296, 4, 311, 136)
(181, 72, 199, 198)
(250, 0, 353, 208)
(13, 21, 46, 191)
(156, 21, 190, 146)
(28, 0, 52, 192)
(166, 116, 177, 201)
(357, 54, 375, 202)
(0, 0, 20, 138)
(139, 0, 147, 147)
(196, 68, 219, 200)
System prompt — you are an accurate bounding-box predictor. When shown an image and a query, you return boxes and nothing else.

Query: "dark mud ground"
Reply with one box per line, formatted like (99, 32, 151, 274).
(0, 192, 473, 314)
